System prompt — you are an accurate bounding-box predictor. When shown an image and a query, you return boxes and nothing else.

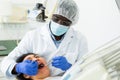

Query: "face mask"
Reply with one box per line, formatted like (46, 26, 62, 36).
(50, 21, 69, 36)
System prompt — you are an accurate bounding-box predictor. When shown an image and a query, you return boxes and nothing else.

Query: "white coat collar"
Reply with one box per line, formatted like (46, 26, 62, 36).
(40, 22, 57, 50)
(59, 26, 74, 48)
(40, 22, 75, 50)
(40, 22, 75, 62)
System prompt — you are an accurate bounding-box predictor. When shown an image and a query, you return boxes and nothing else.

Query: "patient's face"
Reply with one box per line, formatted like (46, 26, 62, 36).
(23, 54, 50, 80)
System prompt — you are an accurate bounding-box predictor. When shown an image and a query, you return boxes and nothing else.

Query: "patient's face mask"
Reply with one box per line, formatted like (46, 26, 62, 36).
(50, 21, 69, 36)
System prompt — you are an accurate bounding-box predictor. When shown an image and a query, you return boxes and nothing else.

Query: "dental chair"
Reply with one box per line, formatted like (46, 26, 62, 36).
(62, 36, 120, 80)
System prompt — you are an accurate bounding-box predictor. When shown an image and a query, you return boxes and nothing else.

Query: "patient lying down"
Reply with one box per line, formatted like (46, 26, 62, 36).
(16, 53, 50, 80)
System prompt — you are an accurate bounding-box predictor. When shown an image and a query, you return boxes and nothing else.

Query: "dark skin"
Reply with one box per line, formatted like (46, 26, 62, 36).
(12, 14, 72, 75)
(51, 14, 72, 41)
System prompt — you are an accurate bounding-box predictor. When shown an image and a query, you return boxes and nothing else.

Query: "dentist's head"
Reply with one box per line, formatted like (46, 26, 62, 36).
(54, 0, 79, 25)
(50, 0, 79, 36)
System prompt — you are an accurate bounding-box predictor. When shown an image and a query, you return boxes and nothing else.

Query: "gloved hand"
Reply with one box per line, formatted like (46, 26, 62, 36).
(52, 56, 72, 71)
(16, 60, 38, 76)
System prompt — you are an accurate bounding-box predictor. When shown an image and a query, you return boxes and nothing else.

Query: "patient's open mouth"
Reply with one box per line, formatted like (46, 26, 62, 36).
(38, 63, 44, 69)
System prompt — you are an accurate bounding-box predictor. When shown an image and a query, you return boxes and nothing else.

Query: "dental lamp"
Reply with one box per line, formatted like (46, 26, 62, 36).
(62, 36, 120, 80)
(28, 3, 48, 22)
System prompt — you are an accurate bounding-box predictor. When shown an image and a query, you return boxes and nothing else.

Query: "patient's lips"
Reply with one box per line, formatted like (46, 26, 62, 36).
(38, 63, 44, 69)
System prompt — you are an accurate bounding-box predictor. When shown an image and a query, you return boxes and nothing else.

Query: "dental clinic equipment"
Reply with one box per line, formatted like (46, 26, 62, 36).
(28, 3, 48, 22)
(62, 36, 120, 80)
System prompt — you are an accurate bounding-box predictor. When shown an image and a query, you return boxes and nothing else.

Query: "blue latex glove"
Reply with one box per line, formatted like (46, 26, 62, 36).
(52, 56, 72, 71)
(16, 60, 38, 76)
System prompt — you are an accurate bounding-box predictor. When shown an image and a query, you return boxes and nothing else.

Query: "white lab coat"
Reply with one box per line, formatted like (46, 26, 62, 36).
(0, 23, 88, 79)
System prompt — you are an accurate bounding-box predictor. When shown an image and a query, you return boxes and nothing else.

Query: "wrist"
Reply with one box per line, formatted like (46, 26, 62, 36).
(67, 63, 72, 70)
(12, 65, 18, 75)
(62, 63, 72, 71)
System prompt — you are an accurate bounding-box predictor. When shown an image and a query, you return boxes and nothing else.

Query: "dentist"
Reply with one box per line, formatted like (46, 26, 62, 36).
(1, 0, 88, 79)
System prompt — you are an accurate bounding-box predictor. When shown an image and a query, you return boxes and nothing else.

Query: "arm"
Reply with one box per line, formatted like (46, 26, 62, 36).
(77, 35, 88, 60)
(0, 32, 33, 78)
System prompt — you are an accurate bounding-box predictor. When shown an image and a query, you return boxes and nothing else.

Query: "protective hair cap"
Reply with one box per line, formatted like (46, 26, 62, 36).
(54, 0, 79, 25)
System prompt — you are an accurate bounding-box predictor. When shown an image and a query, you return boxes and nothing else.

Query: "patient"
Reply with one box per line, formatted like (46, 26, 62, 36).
(16, 53, 50, 80)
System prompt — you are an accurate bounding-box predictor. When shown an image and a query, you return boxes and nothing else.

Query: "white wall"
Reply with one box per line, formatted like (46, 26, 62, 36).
(0, 0, 46, 40)
(0, 0, 120, 52)
(74, 0, 120, 52)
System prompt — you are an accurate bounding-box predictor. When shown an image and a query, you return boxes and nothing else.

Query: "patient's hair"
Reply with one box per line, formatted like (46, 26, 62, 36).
(16, 53, 35, 80)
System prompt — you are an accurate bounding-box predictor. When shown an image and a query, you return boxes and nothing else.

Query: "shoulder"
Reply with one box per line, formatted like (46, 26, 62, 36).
(72, 28, 88, 52)
(72, 28, 87, 41)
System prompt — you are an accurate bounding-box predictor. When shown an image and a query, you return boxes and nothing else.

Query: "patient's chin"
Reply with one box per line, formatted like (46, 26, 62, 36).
(36, 66, 50, 79)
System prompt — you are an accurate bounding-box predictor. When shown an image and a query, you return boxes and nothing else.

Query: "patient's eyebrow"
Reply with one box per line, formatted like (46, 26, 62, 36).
(26, 56, 32, 60)
(34, 54, 40, 58)
(25, 55, 34, 60)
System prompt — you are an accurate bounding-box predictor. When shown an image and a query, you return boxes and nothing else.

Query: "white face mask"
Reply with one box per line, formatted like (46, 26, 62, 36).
(50, 21, 69, 36)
